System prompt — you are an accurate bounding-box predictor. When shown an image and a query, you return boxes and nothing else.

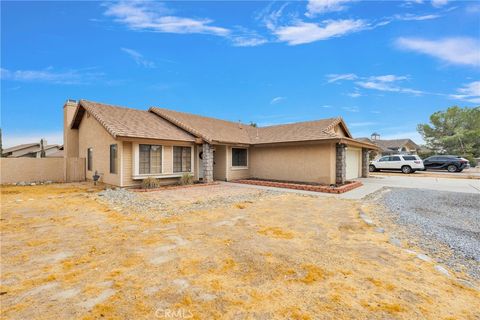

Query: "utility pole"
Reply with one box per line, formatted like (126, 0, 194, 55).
(40, 138, 46, 158)
(0, 128, 3, 157)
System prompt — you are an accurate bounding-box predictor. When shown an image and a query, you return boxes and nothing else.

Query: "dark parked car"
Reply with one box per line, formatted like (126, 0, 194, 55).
(423, 155, 470, 172)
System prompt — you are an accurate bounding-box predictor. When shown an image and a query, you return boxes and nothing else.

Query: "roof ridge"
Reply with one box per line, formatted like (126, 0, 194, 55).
(258, 117, 339, 129)
(149, 107, 211, 142)
(150, 107, 245, 125)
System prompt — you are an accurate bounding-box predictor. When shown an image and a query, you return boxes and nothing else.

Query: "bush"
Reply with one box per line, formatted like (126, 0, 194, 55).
(141, 177, 162, 189)
(180, 173, 194, 185)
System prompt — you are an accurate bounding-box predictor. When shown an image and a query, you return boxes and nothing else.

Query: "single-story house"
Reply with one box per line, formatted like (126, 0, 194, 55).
(2, 141, 63, 158)
(63, 99, 378, 187)
(358, 133, 419, 157)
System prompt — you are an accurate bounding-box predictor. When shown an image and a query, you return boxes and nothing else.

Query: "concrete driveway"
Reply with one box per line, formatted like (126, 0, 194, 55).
(226, 175, 480, 199)
(341, 175, 480, 199)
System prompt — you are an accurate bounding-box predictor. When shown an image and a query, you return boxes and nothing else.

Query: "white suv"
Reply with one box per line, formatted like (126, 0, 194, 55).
(369, 155, 424, 174)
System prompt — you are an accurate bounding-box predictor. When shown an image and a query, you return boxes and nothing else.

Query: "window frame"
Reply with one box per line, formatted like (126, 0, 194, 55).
(139, 144, 163, 175)
(231, 148, 248, 168)
(173, 146, 193, 173)
(109, 144, 118, 174)
(87, 148, 93, 171)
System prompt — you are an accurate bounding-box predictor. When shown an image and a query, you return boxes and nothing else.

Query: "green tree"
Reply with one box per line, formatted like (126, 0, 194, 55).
(417, 106, 480, 164)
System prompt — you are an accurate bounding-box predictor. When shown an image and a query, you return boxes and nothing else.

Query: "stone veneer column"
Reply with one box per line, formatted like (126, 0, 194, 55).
(336, 143, 346, 185)
(361, 148, 369, 178)
(202, 143, 214, 183)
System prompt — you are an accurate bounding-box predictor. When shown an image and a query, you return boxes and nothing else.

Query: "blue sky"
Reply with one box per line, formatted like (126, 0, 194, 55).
(1, 0, 479, 147)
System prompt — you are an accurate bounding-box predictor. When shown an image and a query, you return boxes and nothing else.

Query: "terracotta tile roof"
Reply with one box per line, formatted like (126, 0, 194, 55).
(149, 107, 353, 145)
(250, 118, 345, 144)
(358, 138, 419, 152)
(3, 143, 39, 153)
(71, 99, 376, 149)
(72, 100, 195, 142)
(149, 107, 254, 144)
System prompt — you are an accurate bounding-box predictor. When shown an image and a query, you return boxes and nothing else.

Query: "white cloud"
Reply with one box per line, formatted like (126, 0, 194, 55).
(270, 96, 286, 104)
(396, 37, 480, 67)
(306, 0, 355, 17)
(326, 72, 424, 96)
(349, 121, 377, 127)
(369, 75, 408, 82)
(273, 19, 367, 45)
(431, 0, 449, 8)
(320, 105, 332, 108)
(450, 81, 480, 103)
(231, 34, 268, 47)
(347, 92, 362, 98)
(121, 48, 155, 68)
(104, 1, 229, 36)
(2, 131, 63, 148)
(0, 67, 104, 84)
(356, 81, 423, 95)
(342, 106, 359, 112)
(326, 73, 358, 83)
(394, 13, 441, 21)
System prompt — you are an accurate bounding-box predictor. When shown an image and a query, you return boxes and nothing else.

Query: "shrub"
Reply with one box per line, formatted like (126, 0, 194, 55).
(180, 173, 194, 185)
(141, 177, 162, 189)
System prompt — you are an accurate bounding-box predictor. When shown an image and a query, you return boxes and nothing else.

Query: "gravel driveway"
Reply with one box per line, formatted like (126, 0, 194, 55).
(377, 188, 480, 279)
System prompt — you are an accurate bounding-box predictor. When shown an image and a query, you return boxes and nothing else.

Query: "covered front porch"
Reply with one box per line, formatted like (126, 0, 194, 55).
(195, 143, 250, 183)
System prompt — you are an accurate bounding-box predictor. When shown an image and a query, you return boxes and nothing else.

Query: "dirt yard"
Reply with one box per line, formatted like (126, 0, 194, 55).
(1, 183, 479, 319)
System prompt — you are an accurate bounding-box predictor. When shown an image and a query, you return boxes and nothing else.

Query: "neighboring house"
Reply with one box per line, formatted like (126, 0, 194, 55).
(2, 141, 63, 158)
(64, 99, 377, 187)
(358, 133, 419, 157)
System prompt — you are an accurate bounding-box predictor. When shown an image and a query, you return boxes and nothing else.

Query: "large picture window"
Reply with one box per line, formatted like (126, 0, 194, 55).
(139, 144, 162, 174)
(232, 148, 247, 167)
(87, 148, 93, 171)
(173, 146, 192, 172)
(110, 144, 117, 174)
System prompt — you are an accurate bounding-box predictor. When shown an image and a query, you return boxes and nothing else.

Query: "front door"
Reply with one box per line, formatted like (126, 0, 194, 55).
(198, 147, 204, 179)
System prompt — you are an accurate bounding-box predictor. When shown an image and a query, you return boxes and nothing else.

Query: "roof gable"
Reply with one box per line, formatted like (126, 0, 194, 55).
(71, 100, 195, 142)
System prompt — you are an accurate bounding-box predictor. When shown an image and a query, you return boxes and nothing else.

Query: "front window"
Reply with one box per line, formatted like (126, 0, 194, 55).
(87, 148, 93, 171)
(139, 144, 162, 174)
(173, 146, 192, 172)
(232, 148, 247, 167)
(110, 144, 117, 174)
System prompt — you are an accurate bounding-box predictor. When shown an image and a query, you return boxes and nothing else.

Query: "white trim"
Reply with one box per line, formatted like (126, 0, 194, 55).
(172, 145, 194, 174)
(134, 143, 164, 176)
(119, 142, 124, 186)
(231, 166, 248, 170)
(161, 145, 165, 174)
(132, 173, 184, 180)
(231, 147, 249, 169)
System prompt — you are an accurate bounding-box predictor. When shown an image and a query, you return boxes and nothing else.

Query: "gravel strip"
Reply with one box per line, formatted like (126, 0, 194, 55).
(377, 187, 480, 279)
(97, 187, 280, 217)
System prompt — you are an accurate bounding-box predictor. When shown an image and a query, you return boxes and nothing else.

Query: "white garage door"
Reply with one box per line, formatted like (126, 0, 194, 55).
(346, 148, 361, 180)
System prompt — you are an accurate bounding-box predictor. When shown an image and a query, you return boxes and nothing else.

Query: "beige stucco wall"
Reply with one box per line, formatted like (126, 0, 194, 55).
(213, 145, 227, 181)
(120, 138, 195, 187)
(249, 143, 336, 185)
(0, 158, 66, 184)
(226, 146, 250, 181)
(78, 112, 121, 186)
